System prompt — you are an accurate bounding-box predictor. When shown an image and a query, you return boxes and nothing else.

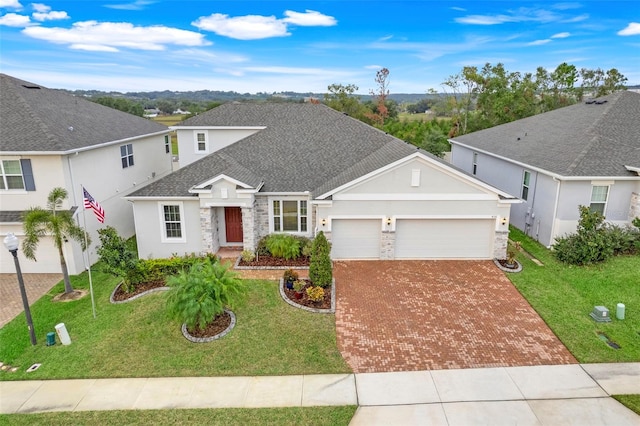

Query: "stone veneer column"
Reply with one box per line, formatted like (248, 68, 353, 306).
(253, 197, 270, 246)
(629, 192, 640, 222)
(200, 208, 219, 254)
(241, 206, 256, 252)
(493, 230, 509, 259)
(380, 231, 395, 259)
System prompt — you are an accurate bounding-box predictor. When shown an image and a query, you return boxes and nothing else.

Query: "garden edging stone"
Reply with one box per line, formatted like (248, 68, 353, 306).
(181, 309, 236, 343)
(109, 282, 170, 304)
(279, 278, 336, 314)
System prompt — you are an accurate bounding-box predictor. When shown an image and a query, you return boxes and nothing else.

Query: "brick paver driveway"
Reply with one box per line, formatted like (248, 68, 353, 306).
(0, 273, 62, 328)
(334, 260, 577, 373)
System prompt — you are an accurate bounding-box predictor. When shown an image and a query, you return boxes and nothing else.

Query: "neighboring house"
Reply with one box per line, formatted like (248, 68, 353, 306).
(449, 91, 640, 247)
(127, 102, 518, 261)
(0, 74, 172, 274)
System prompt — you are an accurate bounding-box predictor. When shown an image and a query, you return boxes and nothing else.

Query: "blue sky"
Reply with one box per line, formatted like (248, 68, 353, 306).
(1, 1, 638, 94)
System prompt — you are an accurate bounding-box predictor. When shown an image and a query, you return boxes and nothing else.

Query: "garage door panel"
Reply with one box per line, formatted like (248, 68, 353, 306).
(395, 219, 493, 259)
(331, 219, 381, 259)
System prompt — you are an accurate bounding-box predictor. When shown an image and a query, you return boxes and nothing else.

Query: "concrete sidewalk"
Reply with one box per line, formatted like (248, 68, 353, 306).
(1, 363, 639, 424)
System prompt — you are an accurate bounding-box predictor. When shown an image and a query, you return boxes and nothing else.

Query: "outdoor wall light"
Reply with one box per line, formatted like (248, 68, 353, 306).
(501, 217, 508, 226)
(320, 218, 327, 226)
(386, 217, 392, 225)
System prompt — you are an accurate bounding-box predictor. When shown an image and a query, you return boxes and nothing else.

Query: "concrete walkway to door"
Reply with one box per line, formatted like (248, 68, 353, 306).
(334, 260, 577, 373)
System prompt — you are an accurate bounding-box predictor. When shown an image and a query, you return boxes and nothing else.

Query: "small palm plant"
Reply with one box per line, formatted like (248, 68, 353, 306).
(166, 260, 246, 333)
(22, 187, 89, 294)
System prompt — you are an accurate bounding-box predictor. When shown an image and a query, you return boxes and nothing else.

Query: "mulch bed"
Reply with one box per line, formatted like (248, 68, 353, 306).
(111, 279, 167, 302)
(283, 279, 332, 310)
(238, 255, 310, 267)
(185, 311, 232, 338)
(496, 259, 520, 270)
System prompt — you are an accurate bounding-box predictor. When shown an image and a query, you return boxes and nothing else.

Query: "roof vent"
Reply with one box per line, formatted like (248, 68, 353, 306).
(22, 84, 41, 89)
(595, 100, 608, 105)
(585, 99, 595, 104)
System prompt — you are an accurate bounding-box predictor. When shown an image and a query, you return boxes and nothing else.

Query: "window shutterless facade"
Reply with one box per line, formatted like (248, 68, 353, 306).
(521, 170, 531, 200)
(194, 131, 208, 153)
(120, 143, 134, 168)
(159, 203, 186, 242)
(272, 199, 308, 233)
(590, 185, 609, 215)
(0, 159, 25, 189)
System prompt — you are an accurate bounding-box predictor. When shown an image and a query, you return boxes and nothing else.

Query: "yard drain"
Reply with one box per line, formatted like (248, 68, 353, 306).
(596, 332, 621, 349)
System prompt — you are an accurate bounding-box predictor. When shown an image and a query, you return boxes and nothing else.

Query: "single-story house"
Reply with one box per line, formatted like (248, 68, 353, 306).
(0, 74, 172, 273)
(449, 91, 640, 247)
(126, 102, 518, 260)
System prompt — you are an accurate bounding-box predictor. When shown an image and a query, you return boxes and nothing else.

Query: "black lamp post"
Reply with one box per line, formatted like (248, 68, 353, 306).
(3, 233, 37, 346)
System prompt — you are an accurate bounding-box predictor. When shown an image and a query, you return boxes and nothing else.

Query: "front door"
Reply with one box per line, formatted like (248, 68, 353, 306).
(225, 207, 243, 243)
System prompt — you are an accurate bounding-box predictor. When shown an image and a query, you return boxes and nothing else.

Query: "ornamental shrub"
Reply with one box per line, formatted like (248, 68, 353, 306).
(266, 233, 301, 259)
(166, 261, 245, 332)
(553, 206, 639, 265)
(309, 231, 332, 287)
(96, 226, 139, 292)
(306, 285, 325, 302)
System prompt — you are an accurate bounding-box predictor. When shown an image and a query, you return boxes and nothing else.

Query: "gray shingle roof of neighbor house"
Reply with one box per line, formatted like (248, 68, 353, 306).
(130, 102, 420, 198)
(450, 91, 640, 177)
(0, 73, 168, 153)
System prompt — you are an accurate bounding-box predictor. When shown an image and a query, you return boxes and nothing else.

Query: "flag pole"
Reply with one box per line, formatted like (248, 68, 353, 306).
(81, 184, 97, 319)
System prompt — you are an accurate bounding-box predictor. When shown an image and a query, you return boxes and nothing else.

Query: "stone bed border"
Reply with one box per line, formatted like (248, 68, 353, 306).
(110, 282, 171, 304)
(181, 309, 236, 343)
(278, 278, 336, 314)
(493, 258, 523, 273)
(232, 256, 310, 270)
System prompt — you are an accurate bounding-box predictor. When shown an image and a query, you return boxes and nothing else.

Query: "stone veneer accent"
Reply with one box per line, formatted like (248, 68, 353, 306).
(380, 231, 395, 259)
(241, 205, 256, 252)
(494, 230, 509, 259)
(254, 196, 270, 248)
(200, 208, 219, 254)
(629, 192, 640, 222)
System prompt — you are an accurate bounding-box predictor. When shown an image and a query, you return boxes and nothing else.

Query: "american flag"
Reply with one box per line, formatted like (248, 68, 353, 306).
(83, 187, 105, 223)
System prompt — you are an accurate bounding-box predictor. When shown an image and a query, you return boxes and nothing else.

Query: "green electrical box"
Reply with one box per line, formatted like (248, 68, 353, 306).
(46, 332, 56, 346)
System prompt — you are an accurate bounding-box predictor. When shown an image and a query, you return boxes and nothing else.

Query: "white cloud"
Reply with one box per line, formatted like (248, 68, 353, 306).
(283, 10, 336, 26)
(104, 0, 156, 11)
(192, 13, 289, 40)
(618, 22, 640, 36)
(455, 7, 585, 25)
(22, 21, 211, 51)
(0, 0, 22, 9)
(0, 12, 29, 26)
(365, 64, 383, 70)
(450, 7, 466, 12)
(528, 39, 552, 46)
(551, 32, 570, 38)
(33, 10, 69, 22)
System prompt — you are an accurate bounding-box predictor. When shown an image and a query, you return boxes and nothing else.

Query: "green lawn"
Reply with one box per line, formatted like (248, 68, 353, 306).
(0, 268, 350, 381)
(507, 228, 640, 363)
(0, 406, 357, 426)
(613, 395, 640, 415)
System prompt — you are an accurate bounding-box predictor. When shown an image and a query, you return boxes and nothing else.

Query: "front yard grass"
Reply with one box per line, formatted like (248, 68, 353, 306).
(0, 406, 357, 426)
(508, 228, 640, 363)
(0, 267, 350, 381)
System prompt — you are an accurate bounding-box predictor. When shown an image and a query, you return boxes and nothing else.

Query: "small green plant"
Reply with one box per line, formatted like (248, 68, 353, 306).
(506, 249, 517, 265)
(241, 250, 255, 262)
(166, 261, 246, 333)
(96, 226, 139, 293)
(306, 286, 325, 302)
(293, 279, 306, 292)
(301, 238, 314, 257)
(309, 231, 332, 287)
(283, 268, 299, 283)
(266, 234, 301, 260)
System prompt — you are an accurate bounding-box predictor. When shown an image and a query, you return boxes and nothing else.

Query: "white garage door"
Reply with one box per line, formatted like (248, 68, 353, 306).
(331, 219, 381, 259)
(395, 219, 494, 259)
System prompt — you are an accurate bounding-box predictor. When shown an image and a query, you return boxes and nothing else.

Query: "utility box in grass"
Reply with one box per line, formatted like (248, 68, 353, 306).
(590, 306, 611, 322)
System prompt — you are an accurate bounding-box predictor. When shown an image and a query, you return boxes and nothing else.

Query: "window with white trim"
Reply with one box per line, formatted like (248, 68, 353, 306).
(120, 143, 134, 168)
(0, 160, 25, 190)
(164, 135, 170, 154)
(194, 131, 208, 153)
(521, 170, 531, 200)
(272, 200, 308, 233)
(590, 186, 609, 215)
(472, 152, 478, 175)
(160, 203, 186, 242)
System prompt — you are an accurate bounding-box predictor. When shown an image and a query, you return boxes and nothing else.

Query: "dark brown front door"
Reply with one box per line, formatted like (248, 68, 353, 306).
(225, 207, 243, 243)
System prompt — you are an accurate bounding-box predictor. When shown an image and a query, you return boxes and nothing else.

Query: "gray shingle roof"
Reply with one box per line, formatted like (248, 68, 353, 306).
(0, 74, 168, 153)
(450, 91, 640, 177)
(130, 102, 418, 197)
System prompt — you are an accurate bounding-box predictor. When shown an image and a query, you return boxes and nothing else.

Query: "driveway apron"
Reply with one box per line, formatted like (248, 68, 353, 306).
(0, 273, 62, 328)
(334, 260, 577, 373)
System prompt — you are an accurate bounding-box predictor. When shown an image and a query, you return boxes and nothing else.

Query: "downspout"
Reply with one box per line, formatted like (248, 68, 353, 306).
(549, 177, 562, 247)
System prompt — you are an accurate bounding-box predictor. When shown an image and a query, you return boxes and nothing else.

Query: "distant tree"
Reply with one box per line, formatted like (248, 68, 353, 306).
(323, 83, 368, 120)
(366, 68, 391, 127)
(92, 96, 144, 116)
(22, 187, 90, 295)
(580, 67, 627, 98)
(441, 66, 482, 136)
